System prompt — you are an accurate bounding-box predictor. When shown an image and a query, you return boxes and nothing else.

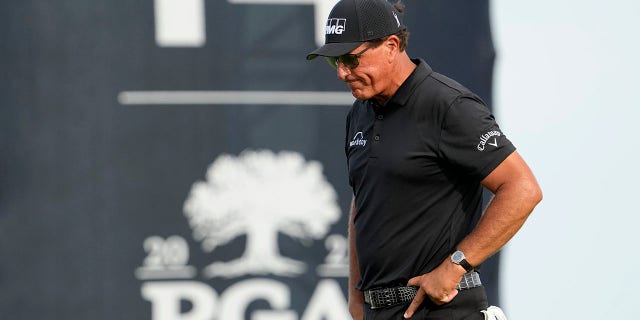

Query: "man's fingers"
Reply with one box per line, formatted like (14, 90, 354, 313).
(403, 290, 425, 319)
(436, 289, 459, 304)
(406, 276, 421, 287)
(448, 289, 459, 301)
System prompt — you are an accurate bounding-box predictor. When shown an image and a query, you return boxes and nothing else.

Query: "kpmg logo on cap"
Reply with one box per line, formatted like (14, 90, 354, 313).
(325, 18, 346, 35)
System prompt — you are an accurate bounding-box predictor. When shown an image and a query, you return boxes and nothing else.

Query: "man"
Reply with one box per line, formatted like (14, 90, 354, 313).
(307, 0, 542, 319)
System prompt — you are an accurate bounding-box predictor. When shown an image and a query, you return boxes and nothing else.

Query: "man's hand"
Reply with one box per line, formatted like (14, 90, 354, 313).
(403, 259, 466, 318)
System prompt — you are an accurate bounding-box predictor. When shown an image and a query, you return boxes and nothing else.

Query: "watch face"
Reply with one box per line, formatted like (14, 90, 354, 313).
(452, 251, 464, 263)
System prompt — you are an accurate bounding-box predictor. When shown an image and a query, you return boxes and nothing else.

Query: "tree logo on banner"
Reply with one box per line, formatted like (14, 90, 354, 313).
(136, 149, 350, 319)
(183, 149, 341, 278)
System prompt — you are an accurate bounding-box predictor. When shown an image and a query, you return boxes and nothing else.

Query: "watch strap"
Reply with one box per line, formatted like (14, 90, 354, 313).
(458, 258, 474, 273)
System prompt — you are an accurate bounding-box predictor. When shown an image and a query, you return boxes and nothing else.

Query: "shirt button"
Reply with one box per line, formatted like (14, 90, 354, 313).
(377, 115, 384, 120)
(374, 135, 380, 141)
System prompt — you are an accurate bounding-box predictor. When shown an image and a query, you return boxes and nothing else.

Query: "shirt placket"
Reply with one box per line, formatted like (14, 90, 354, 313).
(370, 105, 384, 159)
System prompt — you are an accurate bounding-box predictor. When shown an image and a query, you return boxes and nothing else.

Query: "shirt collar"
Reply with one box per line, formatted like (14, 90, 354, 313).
(381, 58, 433, 108)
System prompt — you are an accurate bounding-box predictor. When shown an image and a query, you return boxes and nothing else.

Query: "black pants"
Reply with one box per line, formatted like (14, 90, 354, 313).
(363, 286, 488, 320)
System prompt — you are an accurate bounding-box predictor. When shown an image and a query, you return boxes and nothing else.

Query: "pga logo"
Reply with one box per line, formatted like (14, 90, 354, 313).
(325, 18, 346, 35)
(137, 150, 350, 319)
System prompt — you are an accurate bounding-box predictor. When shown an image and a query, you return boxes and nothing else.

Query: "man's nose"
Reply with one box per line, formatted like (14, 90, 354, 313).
(336, 62, 351, 80)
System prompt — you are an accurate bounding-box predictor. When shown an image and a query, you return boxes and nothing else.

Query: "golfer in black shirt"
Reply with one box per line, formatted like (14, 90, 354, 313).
(307, 1, 542, 319)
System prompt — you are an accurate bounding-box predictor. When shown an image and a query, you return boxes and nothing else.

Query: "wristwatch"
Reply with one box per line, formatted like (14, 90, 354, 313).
(450, 250, 474, 273)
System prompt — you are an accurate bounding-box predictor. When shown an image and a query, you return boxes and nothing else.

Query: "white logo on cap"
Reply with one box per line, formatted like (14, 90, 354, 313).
(326, 18, 346, 35)
(393, 12, 400, 27)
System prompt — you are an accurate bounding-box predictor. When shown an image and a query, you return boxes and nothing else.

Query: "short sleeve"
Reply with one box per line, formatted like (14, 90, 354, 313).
(439, 95, 516, 179)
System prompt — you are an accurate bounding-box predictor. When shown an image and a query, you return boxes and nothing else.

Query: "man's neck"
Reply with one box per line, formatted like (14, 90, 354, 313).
(372, 53, 416, 104)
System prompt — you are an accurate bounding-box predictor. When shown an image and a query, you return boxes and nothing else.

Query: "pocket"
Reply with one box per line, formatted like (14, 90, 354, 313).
(422, 306, 453, 320)
(452, 287, 488, 319)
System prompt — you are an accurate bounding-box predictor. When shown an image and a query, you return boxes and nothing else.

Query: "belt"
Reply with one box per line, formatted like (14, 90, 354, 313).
(363, 271, 482, 310)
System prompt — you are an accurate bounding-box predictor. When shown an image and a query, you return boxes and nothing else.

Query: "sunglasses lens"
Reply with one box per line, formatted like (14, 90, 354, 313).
(325, 57, 338, 68)
(340, 55, 358, 68)
(325, 55, 358, 69)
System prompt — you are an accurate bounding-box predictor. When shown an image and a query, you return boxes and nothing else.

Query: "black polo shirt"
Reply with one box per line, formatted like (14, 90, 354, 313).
(345, 59, 516, 291)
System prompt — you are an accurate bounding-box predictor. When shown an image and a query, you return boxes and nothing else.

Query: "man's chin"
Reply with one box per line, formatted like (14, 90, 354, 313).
(349, 88, 371, 101)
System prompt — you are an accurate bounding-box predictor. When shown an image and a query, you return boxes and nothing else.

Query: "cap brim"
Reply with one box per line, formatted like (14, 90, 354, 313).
(306, 41, 363, 60)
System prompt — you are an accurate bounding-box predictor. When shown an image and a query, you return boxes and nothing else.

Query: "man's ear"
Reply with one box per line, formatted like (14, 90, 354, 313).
(385, 35, 401, 60)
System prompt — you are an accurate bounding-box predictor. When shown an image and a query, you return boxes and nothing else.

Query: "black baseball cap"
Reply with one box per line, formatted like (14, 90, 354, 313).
(306, 0, 405, 60)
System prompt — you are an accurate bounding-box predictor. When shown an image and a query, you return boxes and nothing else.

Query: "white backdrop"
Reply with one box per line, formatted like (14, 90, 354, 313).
(493, 0, 640, 319)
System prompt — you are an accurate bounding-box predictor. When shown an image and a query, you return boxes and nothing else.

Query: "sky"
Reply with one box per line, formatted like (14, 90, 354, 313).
(492, 1, 640, 318)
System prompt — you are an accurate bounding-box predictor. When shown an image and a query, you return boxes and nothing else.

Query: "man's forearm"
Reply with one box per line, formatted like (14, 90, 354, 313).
(459, 151, 542, 267)
(458, 183, 540, 267)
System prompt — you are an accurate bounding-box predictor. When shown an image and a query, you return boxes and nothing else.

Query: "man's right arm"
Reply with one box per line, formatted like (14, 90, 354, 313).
(348, 196, 364, 319)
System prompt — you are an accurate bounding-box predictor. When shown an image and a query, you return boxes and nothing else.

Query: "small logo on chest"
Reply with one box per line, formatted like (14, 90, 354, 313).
(349, 132, 367, 147)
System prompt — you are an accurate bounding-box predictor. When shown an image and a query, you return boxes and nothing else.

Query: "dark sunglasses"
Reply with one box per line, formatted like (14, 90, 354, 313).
(325, 46, 371, 69)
